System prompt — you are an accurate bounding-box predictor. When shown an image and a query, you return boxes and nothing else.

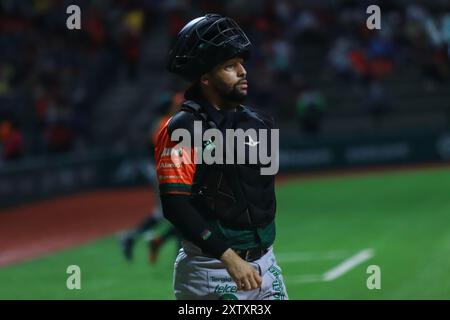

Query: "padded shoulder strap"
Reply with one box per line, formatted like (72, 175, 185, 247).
(181, 100, 218, 129)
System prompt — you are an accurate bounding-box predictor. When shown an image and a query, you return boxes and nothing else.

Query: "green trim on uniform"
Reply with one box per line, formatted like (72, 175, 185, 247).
(159, 183, 192, 193)
(256, 221, 276, 249)
(207, 219, 275, 250)
(219, 294, 238, 300)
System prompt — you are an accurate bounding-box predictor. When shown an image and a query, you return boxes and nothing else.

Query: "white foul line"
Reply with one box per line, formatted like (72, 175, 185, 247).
(322, 248, 374, 281)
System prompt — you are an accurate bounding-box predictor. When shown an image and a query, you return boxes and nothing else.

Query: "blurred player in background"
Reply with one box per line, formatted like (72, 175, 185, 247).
(119, 91, 183, 263)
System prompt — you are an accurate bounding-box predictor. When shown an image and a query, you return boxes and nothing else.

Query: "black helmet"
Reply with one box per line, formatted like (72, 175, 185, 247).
(167, 14, 251, 81)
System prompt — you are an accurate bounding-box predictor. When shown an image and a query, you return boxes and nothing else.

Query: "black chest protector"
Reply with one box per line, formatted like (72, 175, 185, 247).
(181, 100, 276, 229)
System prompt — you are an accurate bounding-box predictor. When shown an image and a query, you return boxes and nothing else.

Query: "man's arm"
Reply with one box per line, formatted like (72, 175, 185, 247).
(160, 194, 228, 258)
(161, 194, 261, 291)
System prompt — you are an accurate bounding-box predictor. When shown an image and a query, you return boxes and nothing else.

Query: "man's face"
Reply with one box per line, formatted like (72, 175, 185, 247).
(207, 57, 248, 104)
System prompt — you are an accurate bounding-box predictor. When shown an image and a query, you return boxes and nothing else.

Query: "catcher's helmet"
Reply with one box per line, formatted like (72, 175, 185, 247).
(167, 14, 251, 81)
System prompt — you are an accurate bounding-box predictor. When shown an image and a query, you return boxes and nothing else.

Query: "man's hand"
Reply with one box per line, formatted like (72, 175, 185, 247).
(220, 248, 262, 291)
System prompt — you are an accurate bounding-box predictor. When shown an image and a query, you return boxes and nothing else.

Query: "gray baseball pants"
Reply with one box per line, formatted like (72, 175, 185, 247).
(173, 241, 288, 300)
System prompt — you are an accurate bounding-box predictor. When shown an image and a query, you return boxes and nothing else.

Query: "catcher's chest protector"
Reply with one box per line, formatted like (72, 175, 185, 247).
(181, 101, 276, 229)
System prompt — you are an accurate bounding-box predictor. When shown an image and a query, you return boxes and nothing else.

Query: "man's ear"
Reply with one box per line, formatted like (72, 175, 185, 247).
(200, 74, 209, 86)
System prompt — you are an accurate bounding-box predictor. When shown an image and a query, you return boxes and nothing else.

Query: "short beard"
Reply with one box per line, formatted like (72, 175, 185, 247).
(223, 84, 247, 103)
(212, 77, 247, 105)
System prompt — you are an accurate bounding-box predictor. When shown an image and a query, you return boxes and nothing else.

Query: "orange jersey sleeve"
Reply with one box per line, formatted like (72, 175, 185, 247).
(151, 116, 170, 146)
(154, 117, 197, 195)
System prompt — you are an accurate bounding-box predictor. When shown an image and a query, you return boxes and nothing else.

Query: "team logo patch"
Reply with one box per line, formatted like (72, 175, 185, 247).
(201, 229, 211, 240)
(203, 139, 216, 157)
(209, 273, 238, 298)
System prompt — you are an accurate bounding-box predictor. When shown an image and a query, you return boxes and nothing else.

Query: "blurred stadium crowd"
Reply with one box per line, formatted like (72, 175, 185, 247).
(1, 0, 449, 163)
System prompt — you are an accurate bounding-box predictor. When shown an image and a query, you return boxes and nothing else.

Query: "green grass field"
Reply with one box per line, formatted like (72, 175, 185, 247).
(1, 167, 450, 299)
